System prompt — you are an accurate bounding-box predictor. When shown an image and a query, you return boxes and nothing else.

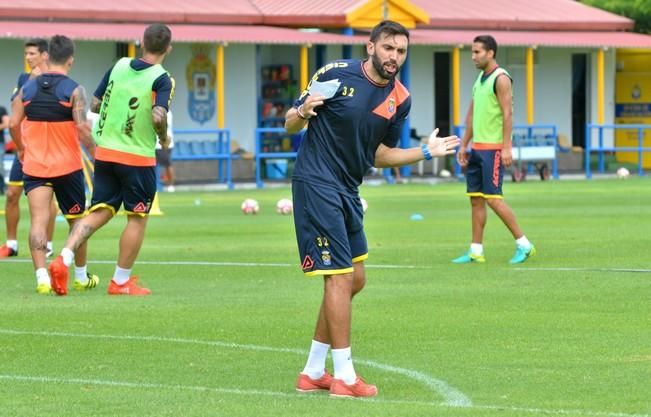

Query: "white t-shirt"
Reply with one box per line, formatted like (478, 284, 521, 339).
(87, 110, 99, 130)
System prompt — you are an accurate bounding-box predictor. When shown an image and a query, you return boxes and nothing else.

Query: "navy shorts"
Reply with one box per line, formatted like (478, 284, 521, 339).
(292, 180, 368, 276)
(8, 155, 24, 186)
(90, 160, 156, 216)
(466, 149, 504, 198)
(23, 170, 86, 219)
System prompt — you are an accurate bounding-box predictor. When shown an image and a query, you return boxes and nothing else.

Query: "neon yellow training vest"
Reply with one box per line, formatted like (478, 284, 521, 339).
(94, 58, 168, 158)
(472, 67, 512, 145)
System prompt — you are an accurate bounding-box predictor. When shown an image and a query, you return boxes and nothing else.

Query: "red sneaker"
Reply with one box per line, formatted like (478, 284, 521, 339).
(329, 376, 378, 398)
(107, 276, 151, 296)
(48, 255, 69, 296)
(296, 370, 333, 393)
(0, 244, 17, 258)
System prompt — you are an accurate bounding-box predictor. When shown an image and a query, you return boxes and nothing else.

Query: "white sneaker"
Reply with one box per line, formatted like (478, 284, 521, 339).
(165, 185, 176, 192)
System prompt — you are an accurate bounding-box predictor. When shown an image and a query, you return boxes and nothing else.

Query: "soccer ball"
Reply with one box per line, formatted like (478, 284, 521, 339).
(360, 197, 368, 213)
(241, 198, 259, 215)
(276, 198, 293, 215)
(439, 169, 451, 178)
(616, 167, 630, 179)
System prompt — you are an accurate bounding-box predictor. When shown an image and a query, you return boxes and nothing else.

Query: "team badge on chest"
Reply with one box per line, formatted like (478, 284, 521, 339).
(388, 97, 396, 114)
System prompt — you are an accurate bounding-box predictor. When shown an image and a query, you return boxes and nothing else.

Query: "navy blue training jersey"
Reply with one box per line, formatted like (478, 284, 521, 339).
(292, 59, 411, 194)
(22, 73, 78, 122)
(11, 72, 31, 101)
(94, 58, 174, 110)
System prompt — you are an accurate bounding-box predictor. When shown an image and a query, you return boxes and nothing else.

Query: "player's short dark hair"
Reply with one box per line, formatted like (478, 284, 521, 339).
(143, 23, 172, 55)
(369, 20, 410, 43)
(48, 35, 75, 65)
(24, 38, 48, 53)
(474, 35, 498, 57)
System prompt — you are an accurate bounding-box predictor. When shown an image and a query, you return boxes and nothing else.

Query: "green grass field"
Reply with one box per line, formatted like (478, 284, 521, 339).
(1, 178, 650, 417)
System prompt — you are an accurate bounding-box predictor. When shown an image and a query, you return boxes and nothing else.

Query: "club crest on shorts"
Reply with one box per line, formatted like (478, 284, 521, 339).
(321, 250, 331, 266)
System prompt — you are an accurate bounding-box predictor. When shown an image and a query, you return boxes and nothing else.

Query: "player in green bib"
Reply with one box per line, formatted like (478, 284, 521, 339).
(50, 24, 175, 295)
(452, 35, 536, 265)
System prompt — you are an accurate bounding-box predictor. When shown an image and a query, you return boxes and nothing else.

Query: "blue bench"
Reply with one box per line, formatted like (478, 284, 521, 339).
(171, 129, 234, 189)
(254, 127, 304, 188)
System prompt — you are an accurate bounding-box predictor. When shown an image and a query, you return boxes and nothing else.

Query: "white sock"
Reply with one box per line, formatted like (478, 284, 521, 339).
(470, 243, 483, 255)
(112, 266, 132, 285)
(61, 248, 75, 266)
(302, 340, 330, 379)
(332, 347, 356, 385)
(35, 268, 50, 286)
(516, 236, 531, 248)
(6, 240, 18, 251)
(46, 241, 53, 252)
(74, 265, 88, 283)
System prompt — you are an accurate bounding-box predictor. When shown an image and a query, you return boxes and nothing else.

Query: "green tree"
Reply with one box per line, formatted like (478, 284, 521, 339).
(581, 0, 651, 33)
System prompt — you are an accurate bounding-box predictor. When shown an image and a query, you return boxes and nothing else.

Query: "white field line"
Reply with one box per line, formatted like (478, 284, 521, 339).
(0, 373, 647, 417)
(5, 259, 650, 273)
(0, 328, 470, 407)
(0, 259, 424, 269)
(513, 267, 651, 273)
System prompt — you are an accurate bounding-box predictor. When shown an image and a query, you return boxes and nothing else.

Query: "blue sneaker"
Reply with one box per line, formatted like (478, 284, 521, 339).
(452, 251, 486, 264)
(509, 245, 536, 264)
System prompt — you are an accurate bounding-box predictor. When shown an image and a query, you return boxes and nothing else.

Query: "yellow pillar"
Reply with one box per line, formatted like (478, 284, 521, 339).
(526, 47, 535, 124)
(597, 48, 605, 124)
(300, 45, 309, 91)
(217, 44, 225, 129)
(452, 47, 461, 126)
(128, 43, 136, 58)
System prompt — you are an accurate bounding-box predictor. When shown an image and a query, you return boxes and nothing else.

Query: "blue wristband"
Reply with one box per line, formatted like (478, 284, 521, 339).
(421, 143, 432, 160)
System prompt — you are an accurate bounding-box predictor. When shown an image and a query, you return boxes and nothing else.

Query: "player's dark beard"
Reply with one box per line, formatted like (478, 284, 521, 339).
(371, 52, 400, 80)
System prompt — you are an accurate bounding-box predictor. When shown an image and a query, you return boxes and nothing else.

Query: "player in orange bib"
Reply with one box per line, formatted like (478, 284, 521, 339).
(9, 35, 98, 295)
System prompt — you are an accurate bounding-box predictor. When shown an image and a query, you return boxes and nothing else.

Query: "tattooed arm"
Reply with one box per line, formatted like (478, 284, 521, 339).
(9, 90, 26, 161)
(72, 85, 96, 158)
(152, 105, 170, 150)
(90, 96, 102, 113)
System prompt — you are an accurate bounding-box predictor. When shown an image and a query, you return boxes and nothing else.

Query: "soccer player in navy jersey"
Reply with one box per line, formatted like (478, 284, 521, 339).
(1, 38, 58, 262)
(285, 20, 460, 398)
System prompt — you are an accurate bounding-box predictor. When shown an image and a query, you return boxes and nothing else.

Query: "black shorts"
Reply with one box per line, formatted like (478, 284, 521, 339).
(292, 180, 368, 276)
(90, 160, 156, 216)
(155, 148, 173, 168)
(8, 155, 24, 186)
(466, 149, 504, 199)
(23, 170, 86, 219)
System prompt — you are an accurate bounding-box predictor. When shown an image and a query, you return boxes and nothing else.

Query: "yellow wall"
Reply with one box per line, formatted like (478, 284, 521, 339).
(615, 50, 651, 167)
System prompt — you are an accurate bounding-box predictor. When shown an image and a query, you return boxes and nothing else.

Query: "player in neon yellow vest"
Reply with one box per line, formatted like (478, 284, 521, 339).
(50, 24, 175, 295)
(452, 35, 536, 265)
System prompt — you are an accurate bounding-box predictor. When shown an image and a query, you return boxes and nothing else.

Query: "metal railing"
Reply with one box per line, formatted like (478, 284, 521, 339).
(453, 124, 561, 179)
(584, 124, 650, 178)
(254, 127, 304, 188)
